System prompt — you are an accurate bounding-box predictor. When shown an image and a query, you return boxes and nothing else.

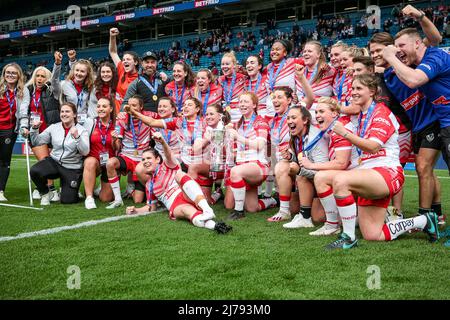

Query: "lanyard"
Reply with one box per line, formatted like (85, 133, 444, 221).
(302, 120, 335, 153)
(97, 118, 112, 146)
(270, 111, 288, 145)
(197, 87, 210, 115)
(174, 82, 186, 112)
(268, 59, 286, 91)
(182, 116, 201, 145)
(32, 90, 41, 113)
(129, 116, 142, 150)
(295, 136, 302, 155)
(238, 113, 256, 151)
(160, 128, 172, 144)
(72, 82, 85, 111)
(247, 74, 262, 93)
(357, 101, 377, 156)
(139, 75, 159, 94)
(5, 87, 17, 115)
(305, 64, 318, 85)
(148, 164, 160, 203)
(337, 73, 346, 102)
(222, 72, 236, 106)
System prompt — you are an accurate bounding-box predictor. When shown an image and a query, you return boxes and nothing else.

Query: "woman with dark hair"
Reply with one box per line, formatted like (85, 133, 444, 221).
(0, 63, 30, 201)
(94, 61, 118, 101)
(29, 102, 89, 205)
(82, 97, 117, 209)
(191, 69, 223, 115)
(245, 54, 270, 117)
(125, 132, 232, 234)
(264, 39, 304, 116)
(165, 60, 195, 112)
(109, 27, 139, 113)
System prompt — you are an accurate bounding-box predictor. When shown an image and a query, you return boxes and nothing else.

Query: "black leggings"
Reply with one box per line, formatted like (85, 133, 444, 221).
(30, 157, 83, 204)
(0, 129, 18, 192)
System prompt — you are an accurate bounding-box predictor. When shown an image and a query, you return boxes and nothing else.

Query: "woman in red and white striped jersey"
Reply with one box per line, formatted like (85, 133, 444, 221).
(125, 132, 232, 234)
(219, 51, 246, 123)
(225, 92, 277, 220)
(191, 69, 223, 116)
(165, 60, 195, 112)
(244, 55, 270, 117)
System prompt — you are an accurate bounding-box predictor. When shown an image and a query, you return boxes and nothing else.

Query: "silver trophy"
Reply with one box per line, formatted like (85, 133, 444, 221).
(210, 126, 226, 172)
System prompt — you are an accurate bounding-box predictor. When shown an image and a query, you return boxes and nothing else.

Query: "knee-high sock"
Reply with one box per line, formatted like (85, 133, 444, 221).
(382, 215, 427, 241)
(108, 176, 122, 202)
(264, 175, 274, 197)
(179, 175, 212, 214)
(318, 188, 339, 228)
(335, 194, 357, 241)
(230, 179, 246, 211)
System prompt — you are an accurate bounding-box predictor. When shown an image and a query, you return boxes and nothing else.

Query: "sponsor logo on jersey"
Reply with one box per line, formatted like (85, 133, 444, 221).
(400, 91, 424, 111)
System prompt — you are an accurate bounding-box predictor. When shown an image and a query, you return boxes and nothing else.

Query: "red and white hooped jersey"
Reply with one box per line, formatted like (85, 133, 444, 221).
(190, 83, 223, 115)
(264, 57, 303, 117)
(151, 126, 181, 162)
(146, 162, 181, 209)
(353, 103, 401, 169)
(327, 116, 358, 168)
(163, 116, 206, 165)
(244, 74, 270, 117)
(296, 64, 337, 122)
(165, 81, 193, 112)
(117, 111, 153, 161)
(235, 115, 270, 165)
(219, 72, 246, 123)
(332, 70, 352, 106)
(267, 112, 290, 161)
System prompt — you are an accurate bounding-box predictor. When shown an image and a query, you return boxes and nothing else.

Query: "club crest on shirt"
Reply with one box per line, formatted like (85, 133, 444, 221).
(426, 133, 435, 142)
(4, 138, 11, 144)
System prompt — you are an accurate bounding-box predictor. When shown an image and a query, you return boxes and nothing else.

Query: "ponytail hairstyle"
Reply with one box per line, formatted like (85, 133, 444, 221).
(142, 147, 163, 164)
(316, 96, 341, 114)
(158, 96, 178, 117)
(122, 51, 140, 81)
(304, 40, 328, 85)
(222, 51, 238, 68)
(207, 103, 231, 126)
(97, 96, 116, 126)
(67, 59, 95, 92)
(127, 94, 144, 130)
(237, 91, 259, 130)
(288, 104, 312, 152)
(352, 74, 380, 101)
(194, 68, 215, 98)
(272, 85, 294, 103)
(61, 101, 78, 124)
(185, 97, 203, 118)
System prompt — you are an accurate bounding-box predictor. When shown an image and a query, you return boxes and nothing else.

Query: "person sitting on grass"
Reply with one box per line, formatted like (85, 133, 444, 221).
(125, 132, 232, 234)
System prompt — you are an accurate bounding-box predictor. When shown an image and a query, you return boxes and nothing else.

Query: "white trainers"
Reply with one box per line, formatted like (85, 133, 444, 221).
(0, 191, 7, 202)
(93, 185, 101, 197)
(85, 196, 97, 210)
(121, 183, 135, 198)
(267, 211, 291, 222)
(40, 192, 51, 206)
(283, 214, 314, 229)
(32, 189, 41, 200)
(50, 190, 60, 202)
(106, 200, 124, 209)
(309, 223, 341, 236)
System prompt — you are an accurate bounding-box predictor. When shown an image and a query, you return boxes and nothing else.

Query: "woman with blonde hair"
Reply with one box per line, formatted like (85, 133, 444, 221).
(22, 59, 62, 201)
(0, 63, 30, 201)
(219, 51, 246, 123)
(52, 51, 97, 121)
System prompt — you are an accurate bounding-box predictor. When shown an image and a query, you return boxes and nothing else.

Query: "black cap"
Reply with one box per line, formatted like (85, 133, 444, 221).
(142, 51, 157, 60)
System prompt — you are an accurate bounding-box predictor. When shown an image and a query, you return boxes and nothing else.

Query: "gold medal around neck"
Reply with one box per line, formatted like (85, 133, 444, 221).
(134, 150, 139, 156)
(225, 105, 231, 112)
(358, 158, 362, 165)
(297, 153, 303, 161)
(152, 95, 158, 101)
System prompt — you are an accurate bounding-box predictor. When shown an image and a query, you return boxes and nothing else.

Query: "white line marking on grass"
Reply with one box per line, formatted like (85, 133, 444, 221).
(405, 174, 450, 179)
(0, 209, 166, 243)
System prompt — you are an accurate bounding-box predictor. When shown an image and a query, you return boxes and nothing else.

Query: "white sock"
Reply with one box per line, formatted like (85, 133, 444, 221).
(383, 215, 427, 241)
(318, 188, 339, 229)
(279, 195, 290, 214)
(264, 175, 274, 197)
(180, 176, 205, 202)
(335, 195, 357, 241)
(204, 219, 216, 230)
(258, 197, 277, 210)
(230, 179, 246, 211)
(108, 176, 122, 202)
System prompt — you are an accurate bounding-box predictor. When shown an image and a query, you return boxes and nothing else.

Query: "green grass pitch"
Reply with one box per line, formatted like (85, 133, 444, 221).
(0, 156, 448, 300)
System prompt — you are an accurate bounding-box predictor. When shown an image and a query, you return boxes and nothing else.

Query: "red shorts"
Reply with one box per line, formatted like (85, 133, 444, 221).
(168, 192, 192, 220)
(358, 166, 405, 208)
(117, 155, 139, 181)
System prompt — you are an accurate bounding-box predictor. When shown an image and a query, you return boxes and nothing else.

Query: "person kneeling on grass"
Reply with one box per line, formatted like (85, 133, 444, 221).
(319, 74, 440, 250)
(29, 102, 89, 205)
(126, 132, 232, 234)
